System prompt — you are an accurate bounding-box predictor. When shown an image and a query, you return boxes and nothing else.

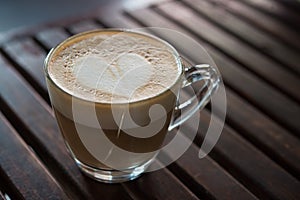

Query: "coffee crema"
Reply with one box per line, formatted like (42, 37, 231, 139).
(48, 30, 182, 103)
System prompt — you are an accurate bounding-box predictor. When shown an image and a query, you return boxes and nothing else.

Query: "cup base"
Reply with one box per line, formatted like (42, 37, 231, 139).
(75, 159, 151, 183)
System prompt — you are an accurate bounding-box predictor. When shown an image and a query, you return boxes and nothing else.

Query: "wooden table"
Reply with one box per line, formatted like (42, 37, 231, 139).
(0, 0, 299, 199)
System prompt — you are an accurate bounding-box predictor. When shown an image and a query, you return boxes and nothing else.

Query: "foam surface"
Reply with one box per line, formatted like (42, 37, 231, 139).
(48, 31, 181, 103)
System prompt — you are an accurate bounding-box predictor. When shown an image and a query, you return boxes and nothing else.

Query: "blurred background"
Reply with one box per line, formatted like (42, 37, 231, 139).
(0, 0, 109, 32)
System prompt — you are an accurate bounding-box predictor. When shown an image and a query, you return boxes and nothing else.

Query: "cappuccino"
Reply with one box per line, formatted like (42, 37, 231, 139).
(46, 30, 183, 180)
(48, 30, 181, 103)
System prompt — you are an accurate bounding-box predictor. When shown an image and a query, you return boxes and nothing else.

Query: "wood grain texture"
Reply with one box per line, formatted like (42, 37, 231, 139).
(126, 5, 300, 142)
(2, 38, 46, 89)
(210, 48, 300, 138)
(239, 0, 300, 29)
(183, 0, 300, 76)
(207, 0, 300, 51)
(219, 87, 300, 179)
(155, 1, 300, 103)
(185, 109, 300, 200)
(123, 162, 199, 200)
(150, 1, 300, 135)
(1, 38, 49, 104)
(0, 112, 68, 200)
(158, 132, 257, 200)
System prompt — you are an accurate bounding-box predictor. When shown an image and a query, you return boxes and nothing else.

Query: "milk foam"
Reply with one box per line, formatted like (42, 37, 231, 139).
(48, 31, 181, 103)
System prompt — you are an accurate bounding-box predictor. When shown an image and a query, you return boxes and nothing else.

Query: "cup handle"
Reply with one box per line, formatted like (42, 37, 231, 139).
(168, 64, 220, 131)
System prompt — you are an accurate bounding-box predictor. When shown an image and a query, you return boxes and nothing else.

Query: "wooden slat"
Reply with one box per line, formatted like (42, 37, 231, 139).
(154, 1, 300, 103)
(0, 54, 132, 200)
(35, 27, 69, 50)
(67, 20, 103, 35)
(239, 0, 300, 29)
(2, 38, 47, 92)
(182, 0, 300, 76)
(207, 0, 300, 51)
(210, 48, 300, 138)
(124, 162, 198, 200)
(159, 133, 257, 200)
(170, 11, 298, 181)
(199, 52, 300, 178)
(186, 109, 300, 200)
(3, 38, 46, 90)
(222, 87, 300, 179)
(0, 112, 68, 200)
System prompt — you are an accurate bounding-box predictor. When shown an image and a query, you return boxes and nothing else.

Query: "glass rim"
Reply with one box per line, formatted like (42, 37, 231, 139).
(44, 28, 184, 105)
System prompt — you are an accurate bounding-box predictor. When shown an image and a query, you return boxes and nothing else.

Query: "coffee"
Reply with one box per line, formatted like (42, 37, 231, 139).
(45, 29, 221, 183)
(48, 30, 181, 103)
(46, 30, 183, 171)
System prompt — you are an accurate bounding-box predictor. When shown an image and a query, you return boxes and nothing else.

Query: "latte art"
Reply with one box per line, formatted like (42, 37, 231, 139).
(48, 31, 182, 103)
(73, 53, 153, 101)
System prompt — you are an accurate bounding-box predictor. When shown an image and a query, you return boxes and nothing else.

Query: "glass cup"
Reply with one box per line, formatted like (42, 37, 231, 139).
(44, 29, 220, 183)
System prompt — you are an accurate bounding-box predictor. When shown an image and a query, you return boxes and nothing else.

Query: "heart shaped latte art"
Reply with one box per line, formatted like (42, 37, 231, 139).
(73, 53, 153, 100)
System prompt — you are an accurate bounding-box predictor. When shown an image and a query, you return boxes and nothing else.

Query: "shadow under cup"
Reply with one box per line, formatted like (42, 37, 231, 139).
(45, 29, 185, 183)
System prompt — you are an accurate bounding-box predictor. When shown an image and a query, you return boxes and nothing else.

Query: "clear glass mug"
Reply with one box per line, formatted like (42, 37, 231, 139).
(44, 29, 220, 183)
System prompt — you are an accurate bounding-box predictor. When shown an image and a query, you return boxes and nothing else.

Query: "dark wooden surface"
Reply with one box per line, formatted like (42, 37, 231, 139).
(0, 0, 299, 199)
